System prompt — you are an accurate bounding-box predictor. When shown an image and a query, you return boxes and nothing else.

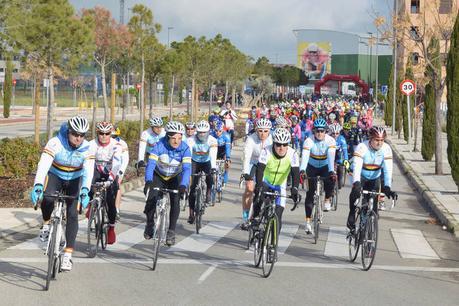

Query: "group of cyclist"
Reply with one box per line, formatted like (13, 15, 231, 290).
(30, 95, 398, 272)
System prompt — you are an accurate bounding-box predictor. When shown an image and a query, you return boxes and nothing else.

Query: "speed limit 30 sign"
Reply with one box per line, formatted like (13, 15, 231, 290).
(400, 79, 416, 96)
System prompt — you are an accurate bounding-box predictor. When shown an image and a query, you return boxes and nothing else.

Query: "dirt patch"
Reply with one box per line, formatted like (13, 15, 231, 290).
(0, 176, 34, 208)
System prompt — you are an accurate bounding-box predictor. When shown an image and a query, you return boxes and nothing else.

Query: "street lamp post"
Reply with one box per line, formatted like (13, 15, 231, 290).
(167, 26, 174, 49)
(368, 32, 373, 101)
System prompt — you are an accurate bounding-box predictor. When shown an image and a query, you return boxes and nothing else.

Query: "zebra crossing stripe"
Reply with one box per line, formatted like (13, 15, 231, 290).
(167, 221, 237, 253)
(324, 226, 349, 258)
(390, 228, 440, 259)
(110, 223, 145, 251)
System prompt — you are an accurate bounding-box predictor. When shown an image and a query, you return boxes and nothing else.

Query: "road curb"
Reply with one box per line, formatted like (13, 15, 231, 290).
(386, 138, 459, 238)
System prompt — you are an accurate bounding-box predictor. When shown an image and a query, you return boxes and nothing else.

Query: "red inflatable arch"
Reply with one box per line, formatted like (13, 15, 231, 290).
(314, 74, 369, 97)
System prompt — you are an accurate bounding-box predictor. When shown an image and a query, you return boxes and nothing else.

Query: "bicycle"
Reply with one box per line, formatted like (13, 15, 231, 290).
(211, 160, 225, 205)
(307, 176, 328, 244)
(191, 172, 211, 234)
(347, 189, 396, 271)
(145, 187, 178, 271)
(248, 189, 301, 278)
(86, 180, 111, 258)
(41, 191, 76, 291)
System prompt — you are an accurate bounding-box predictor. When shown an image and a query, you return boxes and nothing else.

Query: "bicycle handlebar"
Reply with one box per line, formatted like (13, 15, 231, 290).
(262, 191, 302, 211)
(152, 187, 179, 194)
(93, 181, 112, 189)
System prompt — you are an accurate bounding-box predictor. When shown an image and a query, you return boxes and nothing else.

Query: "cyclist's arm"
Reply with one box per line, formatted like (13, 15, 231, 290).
(137, 130, 148, 162)
(34, 151, 54, 186)
(145, 145, 159, 182)
(81, 145, 96, 190)
(300, 138, 312, 171)
(340, 137, 349, 161)
(291, 150, 300, 189)
(209, 138, 218, 169)
(327, 137, 337, 172)
(382, 144, 394, 188)
(180, 147, 192, 187)
(242, 136, 254, 174)
(120, 141, 129, 177)
(352, 146, 365, 183)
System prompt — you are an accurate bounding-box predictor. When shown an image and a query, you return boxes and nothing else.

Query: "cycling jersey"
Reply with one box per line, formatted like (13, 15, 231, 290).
(258, 146, 299, 186)
(242, 133, 273, 175)
(34, 123, 95, 190)
(137, 128, 166, 161)
(145, 137, 192, 186)
(187, 134, 218, 168)
(245, 119, 255, 136)
(211, 130, 231, 160)
(352, 141, 393, 187)
(112, 136, 129, 180)
(89, 138, 123, 180)
(335, 134, 349, 164)
(300, 134, 336, 172)
(220, 109, 237, 131)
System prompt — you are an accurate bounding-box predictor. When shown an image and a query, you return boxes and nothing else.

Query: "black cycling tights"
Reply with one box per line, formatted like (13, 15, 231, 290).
(41, 172, 81, 250)
(90, 171, 119, 225)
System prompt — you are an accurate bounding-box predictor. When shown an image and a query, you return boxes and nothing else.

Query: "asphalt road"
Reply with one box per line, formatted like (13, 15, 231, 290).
(0, 142, 458, 305)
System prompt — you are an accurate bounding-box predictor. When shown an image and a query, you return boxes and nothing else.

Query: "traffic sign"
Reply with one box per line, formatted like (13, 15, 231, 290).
(400, 79, 416, 96)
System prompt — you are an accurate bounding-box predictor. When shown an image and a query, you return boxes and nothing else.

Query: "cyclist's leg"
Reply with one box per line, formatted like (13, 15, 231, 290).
(275, 185, 287, 233)
(365, 178, 380, 214)
(41, 173, 64, 224)
(63, 176, 81, 253)
(203, 161, 213, 203)
(168, 176, 180, 231)
(251, 183, 268, 220)
(304, 166, 318, 219)
(144, 175, 163, 226)
(323, 166, 334, 201)
(188, 161, 199, 217)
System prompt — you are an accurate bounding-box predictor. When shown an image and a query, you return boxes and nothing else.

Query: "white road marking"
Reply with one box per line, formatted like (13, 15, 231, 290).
(1, 257, 458, 273)
(110, 223, 145, 251)
(390, 228, 440, 260)
(324, 226, 349, 258)
(166, 221, 237, 253)
(245, 224, 298, 254)
(198, 264, 217, 284)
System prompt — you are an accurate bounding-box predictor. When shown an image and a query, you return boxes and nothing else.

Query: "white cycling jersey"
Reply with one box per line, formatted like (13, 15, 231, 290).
(137, 127, 165, 162)
(300, 134, 336, 172)
(242, 133, 273, 175)
(89, 138, 123, 180)
(352, 141, 393, 187)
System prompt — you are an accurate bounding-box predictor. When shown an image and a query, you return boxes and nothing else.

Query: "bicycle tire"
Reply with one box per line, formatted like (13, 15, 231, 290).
(95, 207, 102, 254)
(361, 211, 378, 271)
(332, 183, 339, 211)
(45, 221, 57, 291)
(100, 208, 109, 250)
(195, 187, 202, 234)
(313, 197, 320, 244)
(261, 216, 278, 278)
(348, 208, 361, 262)
(253, 229, 263, 267)
(87, 203, 97, 258)
(247, 226, 253, 250)
(152, 210, 164, 271)
(338, 165, 345, 189)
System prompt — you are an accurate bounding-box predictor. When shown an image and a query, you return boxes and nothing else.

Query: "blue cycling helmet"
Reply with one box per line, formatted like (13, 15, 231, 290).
(215, 120, 225, 131)
(313, 118, 327, 129)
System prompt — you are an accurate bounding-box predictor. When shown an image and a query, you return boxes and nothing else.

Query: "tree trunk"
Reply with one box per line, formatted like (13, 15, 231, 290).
(46, 66, 54, 141)
(434, 89, 443, 174)
(149, 77, 153, 118)
(169, 75, 175, 120)
(92, 74, 97, 137)
(224, 81, 229, 103)
(231, 87, 236, 108)
(186, 84, 190, 117)
(122, 74, 127, 121)
(192, 78, 196, 122)
(34, 78, 41, 145)
(110, 73, 116, 123)
(101, 63, 108, 121)
(140, 54, 145, 138)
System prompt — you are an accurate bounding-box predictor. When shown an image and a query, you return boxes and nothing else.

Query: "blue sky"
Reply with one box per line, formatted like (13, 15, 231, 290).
(71, 0, 393, 64)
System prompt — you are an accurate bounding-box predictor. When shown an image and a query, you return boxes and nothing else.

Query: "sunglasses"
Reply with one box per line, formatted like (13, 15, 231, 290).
(186, 128, 195, 130)
(314, 129, 326, 134)
(70, 131, 85, 138)
(274, 143, 289, 147)
(257, 129, 270, 133)
(98, 132, 111, 136)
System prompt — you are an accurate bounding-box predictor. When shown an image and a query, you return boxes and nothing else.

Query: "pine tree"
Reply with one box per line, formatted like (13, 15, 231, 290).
(2, 57, 13, 118)
(385, 63, 394, 126)
(446, 14, 459, 190)
(422, 36, 441, 161)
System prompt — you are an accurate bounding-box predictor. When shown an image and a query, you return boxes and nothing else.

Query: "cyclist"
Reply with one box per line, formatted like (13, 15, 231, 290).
(220, 102, 238, 144)
(136, 117, 165, 169)
(88, 121, 123, 245)
(252, 128, 300, 233)
(30, 116, 95, 271)
(208, 107, 221, 128)
(329, 123, 350, 189)
(111, 125, 129, 221)
(211, 120, 232, 186)
(300, 118, 336, 234)
(347, 126, 398, 233)
(186, 120, 218, 224)
(241, 118, 273, 230)
(143, 121, 191, 246)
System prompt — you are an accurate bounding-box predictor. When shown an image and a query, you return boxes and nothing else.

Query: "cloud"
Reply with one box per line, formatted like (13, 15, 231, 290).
(71, 0, 387, 64)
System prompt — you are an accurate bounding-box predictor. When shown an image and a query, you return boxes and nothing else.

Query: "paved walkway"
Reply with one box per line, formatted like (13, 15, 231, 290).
(381, 120, 459, 238)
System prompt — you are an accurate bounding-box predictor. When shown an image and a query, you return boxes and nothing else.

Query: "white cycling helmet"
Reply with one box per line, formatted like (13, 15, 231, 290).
(196, 120, 210, 132)
(272, 128, 291, 144)
(328, 112, 337, 121)
(256, 118, 272, 130)
(275, 116, 289, 128)
(149, 117, 163, 127)
(165, 121, 185, 135)
(96, 121, 114, 133)
(329, 123, 342, 134)
(68, 116, 89, 134)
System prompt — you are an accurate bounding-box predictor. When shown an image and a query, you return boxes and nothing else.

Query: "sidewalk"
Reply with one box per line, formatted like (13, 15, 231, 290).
(380, 121, 459, 238)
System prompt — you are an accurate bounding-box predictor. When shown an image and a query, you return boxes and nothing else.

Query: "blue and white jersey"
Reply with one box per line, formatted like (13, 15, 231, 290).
(187, 134, 218, 168)
(335, 135, 349, 163)
(300, 134, 336, 172)
(210, 130, 232, 159)
(34, 123, 95, 190)
(352, 141, 393, 187)
(137, 127, 166, 161)
(145, 137, 191, 186)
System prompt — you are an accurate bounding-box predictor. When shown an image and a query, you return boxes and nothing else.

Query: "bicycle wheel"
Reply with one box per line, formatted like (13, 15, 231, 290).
(338, 165, 345, 189)
(100, 208, 109, 250)
(361, 211, 378, 271)
(152, 210, 164, 271)
(253, 229, 263, 267)
(261, 216, 278, 278)
(332, 182, 338, 211)
(312, 198, 320, 244)
(348, 209, 361, 262)
(195, 188, 202, 234)
(87, 202, 97, 257)
(45, 221, 57, 291)
(247, 226, 253, 250)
